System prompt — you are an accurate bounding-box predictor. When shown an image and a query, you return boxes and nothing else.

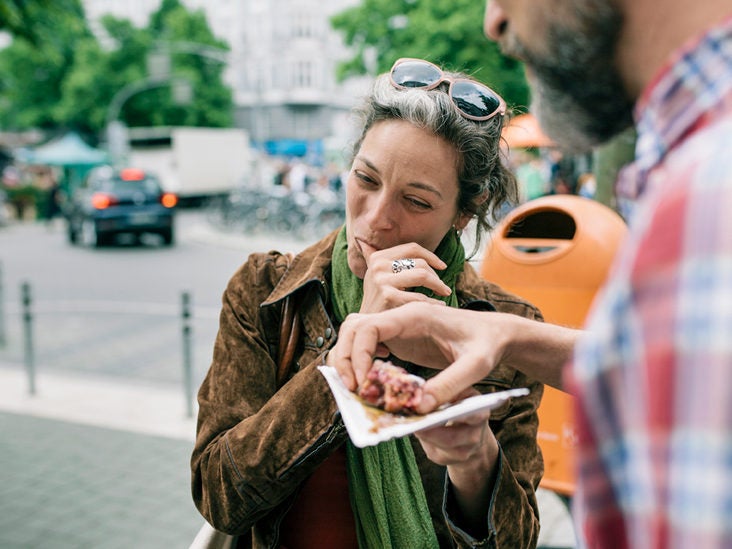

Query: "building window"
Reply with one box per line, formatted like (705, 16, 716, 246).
(292, 61, 313, 88)
(291, 11, 314, 38)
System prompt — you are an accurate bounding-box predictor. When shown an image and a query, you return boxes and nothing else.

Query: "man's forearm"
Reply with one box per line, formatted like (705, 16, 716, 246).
(499, 314, 581, 391)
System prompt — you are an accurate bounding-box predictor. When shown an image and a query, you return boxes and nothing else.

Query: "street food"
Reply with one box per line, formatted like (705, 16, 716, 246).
(357, 360, 425, 415)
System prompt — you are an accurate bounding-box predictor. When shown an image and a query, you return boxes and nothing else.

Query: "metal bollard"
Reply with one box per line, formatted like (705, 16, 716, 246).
(0, 261, 6, 347)
(21, 281, 36, 395)
(181, 291, 194, 418)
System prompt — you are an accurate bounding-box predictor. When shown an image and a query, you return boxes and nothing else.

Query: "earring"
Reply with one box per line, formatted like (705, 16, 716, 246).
(453, 225, 463, 238)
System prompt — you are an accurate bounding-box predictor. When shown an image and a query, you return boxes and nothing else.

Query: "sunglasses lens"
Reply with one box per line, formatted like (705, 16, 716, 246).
(391, 60, 442, 88)
(451, 80, 502, 119)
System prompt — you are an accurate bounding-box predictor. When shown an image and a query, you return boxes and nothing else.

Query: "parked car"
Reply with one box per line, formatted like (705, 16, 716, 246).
(65, 166, 177, 247)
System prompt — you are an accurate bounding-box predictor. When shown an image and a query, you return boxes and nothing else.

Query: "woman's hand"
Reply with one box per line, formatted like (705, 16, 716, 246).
(328, 242, 451, 391)
(414, 389, 497, 471)
(359, 242, 452, 314)
(415, 388, 499, 535)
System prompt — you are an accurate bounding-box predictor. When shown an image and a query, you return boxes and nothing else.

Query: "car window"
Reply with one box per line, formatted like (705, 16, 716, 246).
(95, 177, 161, 194)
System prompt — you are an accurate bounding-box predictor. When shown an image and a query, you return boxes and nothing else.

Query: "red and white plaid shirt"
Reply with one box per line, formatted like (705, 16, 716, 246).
(570, 14, 732, 549)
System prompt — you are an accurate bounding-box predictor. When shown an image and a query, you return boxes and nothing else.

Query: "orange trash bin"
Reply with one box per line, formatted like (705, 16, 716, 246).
(480, 195, 627, 496)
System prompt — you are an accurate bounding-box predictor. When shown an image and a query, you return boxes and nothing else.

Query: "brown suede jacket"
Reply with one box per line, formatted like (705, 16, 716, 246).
(191, 229, 545, 549)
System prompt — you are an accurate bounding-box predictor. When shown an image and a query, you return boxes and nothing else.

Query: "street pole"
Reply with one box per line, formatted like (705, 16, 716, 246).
(105, 41, 227, 166)
(21, 281, 36, 395)
(0, 261, 6, 347)
(105, 78, 169, 166)
(105, 76, 193, 166)
(181, 291, 194, 418)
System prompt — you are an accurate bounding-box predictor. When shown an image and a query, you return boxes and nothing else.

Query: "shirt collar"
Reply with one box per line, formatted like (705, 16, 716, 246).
(616, 14, 732, 201)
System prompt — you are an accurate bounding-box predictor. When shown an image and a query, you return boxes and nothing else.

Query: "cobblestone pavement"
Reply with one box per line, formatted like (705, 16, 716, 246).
(0, 411, 201, 549)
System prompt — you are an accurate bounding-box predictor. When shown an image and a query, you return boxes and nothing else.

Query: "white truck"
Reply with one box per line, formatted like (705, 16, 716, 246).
(129, 126, 251, 205)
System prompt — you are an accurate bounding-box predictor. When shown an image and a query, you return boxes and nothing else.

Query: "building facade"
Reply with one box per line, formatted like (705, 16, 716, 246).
(83, 0, 369, 161)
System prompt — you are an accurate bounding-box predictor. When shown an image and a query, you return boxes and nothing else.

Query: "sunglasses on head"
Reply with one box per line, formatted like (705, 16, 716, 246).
(389, 58, 506, 122)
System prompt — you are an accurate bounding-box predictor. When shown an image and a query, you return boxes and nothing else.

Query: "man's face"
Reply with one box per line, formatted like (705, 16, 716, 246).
(485, 0, 634, 152)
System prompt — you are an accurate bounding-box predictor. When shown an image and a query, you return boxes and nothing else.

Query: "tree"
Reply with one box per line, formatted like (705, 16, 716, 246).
(0, 0, 233, 137)
(331, 0, 530, 111)
(0, 0, 75, 44)
(55, 0, 233, 133)
(0, 0, 92, 131)
(136, 1, 233, 128)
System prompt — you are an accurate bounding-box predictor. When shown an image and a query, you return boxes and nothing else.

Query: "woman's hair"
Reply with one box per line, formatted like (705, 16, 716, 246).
(349, 70, 519, 254)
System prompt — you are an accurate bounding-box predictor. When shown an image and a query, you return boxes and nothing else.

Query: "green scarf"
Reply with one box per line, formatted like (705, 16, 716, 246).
(330, 225, 465, 549)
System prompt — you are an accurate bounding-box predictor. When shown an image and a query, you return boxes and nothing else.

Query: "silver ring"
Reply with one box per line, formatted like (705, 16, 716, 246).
(391, 258, 416, 274)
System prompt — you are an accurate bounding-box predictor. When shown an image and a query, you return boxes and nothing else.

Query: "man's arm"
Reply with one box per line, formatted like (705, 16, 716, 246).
(329, 302, 581, 412)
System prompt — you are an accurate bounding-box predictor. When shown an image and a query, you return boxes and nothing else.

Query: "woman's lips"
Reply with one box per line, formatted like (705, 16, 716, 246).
(355, 238, 380, 260)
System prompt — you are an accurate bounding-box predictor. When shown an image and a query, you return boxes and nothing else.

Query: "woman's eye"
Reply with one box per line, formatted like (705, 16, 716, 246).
(355, 171, 376, 186)
(407, 197, 432, 210)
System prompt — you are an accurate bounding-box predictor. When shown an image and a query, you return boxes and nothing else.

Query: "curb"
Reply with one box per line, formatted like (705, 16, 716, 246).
(0, 365, 196, 441)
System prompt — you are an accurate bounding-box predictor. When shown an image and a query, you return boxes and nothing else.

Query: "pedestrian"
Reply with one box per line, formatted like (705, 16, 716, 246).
(575, 172, 596, 199)
(191, 59, 545, 547)
(44, 179, 62, 224)
(332, 1, 732, 548)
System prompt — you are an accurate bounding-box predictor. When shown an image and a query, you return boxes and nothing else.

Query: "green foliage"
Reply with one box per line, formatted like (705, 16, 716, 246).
(0, 0, 233, 137)
(0, 0, 91, 130)
(331, 0, 530, 110)
(133, 2, 233, 128)
(0, 0, 77, 44)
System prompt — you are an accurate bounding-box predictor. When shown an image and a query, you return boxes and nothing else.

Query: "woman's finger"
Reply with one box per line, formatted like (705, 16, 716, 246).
(367, 242, 447, 272)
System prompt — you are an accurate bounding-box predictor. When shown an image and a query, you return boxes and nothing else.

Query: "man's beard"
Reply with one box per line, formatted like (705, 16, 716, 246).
(512, 4, 634, 153)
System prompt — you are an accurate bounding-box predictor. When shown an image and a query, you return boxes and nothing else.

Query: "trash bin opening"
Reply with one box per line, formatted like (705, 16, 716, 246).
(512, 244, 563, 253)
(505, 209, 576, 241)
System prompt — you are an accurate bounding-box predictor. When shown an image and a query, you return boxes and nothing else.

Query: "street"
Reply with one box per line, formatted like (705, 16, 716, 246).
(0, 210, 306, 388)
(0, 210, 284, 548)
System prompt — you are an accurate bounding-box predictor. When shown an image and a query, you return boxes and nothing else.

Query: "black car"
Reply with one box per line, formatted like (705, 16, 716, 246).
(66, 166, 177, 247)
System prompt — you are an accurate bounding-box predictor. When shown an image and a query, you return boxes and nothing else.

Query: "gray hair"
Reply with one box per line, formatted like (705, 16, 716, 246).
(350, 71, 519, 253)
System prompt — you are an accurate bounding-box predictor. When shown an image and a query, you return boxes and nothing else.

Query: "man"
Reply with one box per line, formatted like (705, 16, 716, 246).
(332, 0, 732, 546)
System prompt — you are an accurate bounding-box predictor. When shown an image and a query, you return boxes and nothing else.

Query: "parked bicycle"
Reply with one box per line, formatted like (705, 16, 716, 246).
(205, 184, 345, 241)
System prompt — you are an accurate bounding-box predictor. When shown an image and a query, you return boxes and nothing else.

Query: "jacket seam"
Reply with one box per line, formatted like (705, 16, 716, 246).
(224, 433, 245, 482)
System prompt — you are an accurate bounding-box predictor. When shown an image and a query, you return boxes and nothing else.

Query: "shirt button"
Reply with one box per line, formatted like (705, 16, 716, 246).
(325, 328, 332, 339)
(315, 336, 324, 347)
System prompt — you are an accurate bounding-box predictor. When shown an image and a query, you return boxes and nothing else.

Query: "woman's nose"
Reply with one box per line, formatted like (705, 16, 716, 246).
(365, 192, 395, 231)
(484, 1, 508, 42)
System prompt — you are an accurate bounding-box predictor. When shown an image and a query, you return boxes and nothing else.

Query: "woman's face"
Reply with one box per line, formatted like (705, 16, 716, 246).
(345, 119, 466, 278)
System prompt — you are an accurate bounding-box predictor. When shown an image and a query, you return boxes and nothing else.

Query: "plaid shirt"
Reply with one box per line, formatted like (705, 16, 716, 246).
(570, 14, 732, 549)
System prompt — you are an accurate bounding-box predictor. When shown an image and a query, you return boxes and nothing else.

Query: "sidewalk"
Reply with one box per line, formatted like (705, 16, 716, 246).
(0, 366, 204, 549)
(0, 412, 201, 548)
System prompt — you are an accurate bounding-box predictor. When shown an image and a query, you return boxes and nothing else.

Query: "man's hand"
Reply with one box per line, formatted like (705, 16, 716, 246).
(332, 303, 509, 412)
(332, 302, 579, 412)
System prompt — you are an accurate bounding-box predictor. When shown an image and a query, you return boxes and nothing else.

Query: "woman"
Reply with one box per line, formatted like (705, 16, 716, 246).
(192, 58, 544, 548)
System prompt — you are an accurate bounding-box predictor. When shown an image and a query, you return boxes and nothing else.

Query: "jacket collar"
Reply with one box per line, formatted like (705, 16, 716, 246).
(260, 228, 339, 308)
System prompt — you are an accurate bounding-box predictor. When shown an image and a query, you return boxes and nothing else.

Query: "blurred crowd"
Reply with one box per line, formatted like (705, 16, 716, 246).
(271, 158, 346, 199)
(1, 163, 63, 225)
(508, 148, 596, 204)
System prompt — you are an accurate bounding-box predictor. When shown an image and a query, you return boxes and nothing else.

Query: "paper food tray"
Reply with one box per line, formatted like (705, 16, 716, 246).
(318, 365, 529, 448)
